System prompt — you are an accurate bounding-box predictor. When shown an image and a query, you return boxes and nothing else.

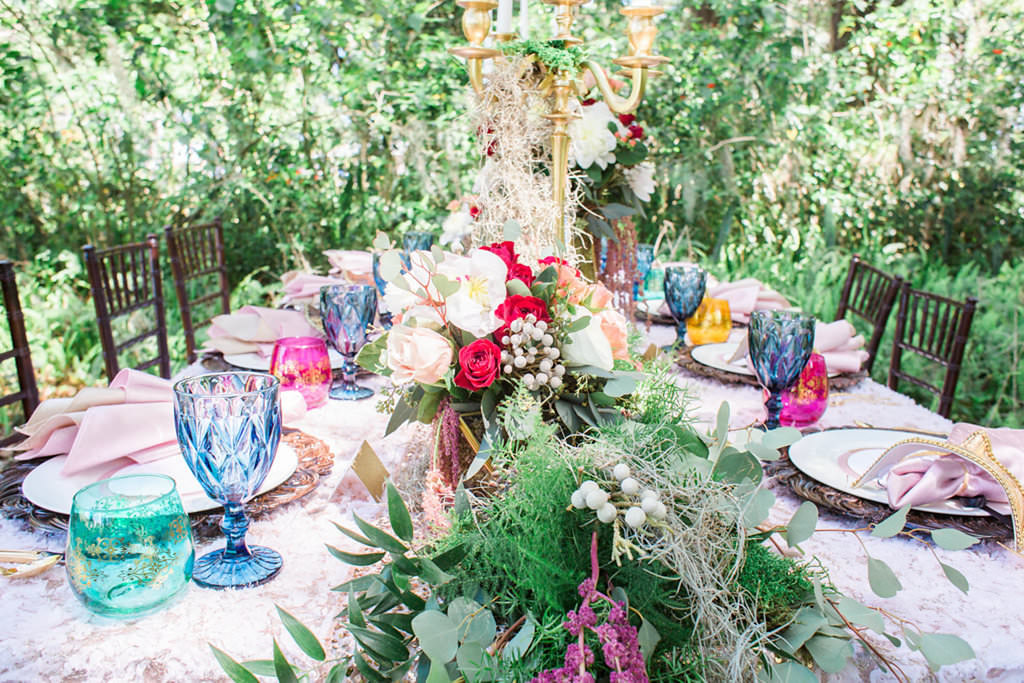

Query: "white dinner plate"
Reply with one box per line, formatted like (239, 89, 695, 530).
(691, 341, 840, 379)
(223, 349, 345, 372)
(21, 444, 298, 515)
(787, 428, 988, 517)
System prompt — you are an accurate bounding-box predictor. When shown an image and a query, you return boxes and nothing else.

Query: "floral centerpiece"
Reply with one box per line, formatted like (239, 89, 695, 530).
(358, 228, 637, 481)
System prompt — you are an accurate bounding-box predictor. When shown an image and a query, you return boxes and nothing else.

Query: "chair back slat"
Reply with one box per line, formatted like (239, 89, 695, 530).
(834, 254, 903, 374)
(1, 260, 39, 445)
(887, 283, 978, 419)
(82, 235, 171, 382)
(165, 218, 230, 363)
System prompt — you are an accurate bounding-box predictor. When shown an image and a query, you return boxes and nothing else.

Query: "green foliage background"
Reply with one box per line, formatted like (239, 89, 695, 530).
(0, 0, 1021, 425)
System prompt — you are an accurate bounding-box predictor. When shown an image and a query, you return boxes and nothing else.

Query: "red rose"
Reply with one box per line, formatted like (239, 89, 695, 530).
(481, 241, 518, 269)
(454, 339, 502, 391)
(507, 263, 535, 287)
(469, 205, 481, 219)
(537, 256, 581, 277)
(618, 113, 636, 126)
(628, 124, 644, 140)
(494, 295, 551, 342)
(581, 98, 596, 106)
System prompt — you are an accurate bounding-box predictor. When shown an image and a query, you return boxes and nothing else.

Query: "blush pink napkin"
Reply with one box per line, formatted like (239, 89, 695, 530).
(814, 320, 869, 374)
(323, 250, 374, 285)
(708, 278, 790, 323)
(281, 271, 348, 303)
(205, 305, 321, 357)
(880, 423, 1024, 513)
(13, 369, 178, 477)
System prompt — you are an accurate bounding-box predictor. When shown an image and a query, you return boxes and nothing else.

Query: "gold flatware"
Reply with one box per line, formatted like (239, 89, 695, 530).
(0, 549, 63, 578)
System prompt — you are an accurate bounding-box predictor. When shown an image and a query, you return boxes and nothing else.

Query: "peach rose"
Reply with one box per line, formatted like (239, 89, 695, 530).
(596, 309, 630, 361)
(386, 325, 453, 385)
(582, 283, 613, 310)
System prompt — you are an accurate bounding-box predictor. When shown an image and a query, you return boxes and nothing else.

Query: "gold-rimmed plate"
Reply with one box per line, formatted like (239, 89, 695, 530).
(788, 428, 988, 517)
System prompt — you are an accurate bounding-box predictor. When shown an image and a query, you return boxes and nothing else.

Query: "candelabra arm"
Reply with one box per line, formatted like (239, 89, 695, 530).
(581, 61, 648, 115)
(467, 58, 485, 95)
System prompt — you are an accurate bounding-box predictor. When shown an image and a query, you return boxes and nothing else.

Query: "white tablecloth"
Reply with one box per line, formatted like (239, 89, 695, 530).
(1, 332, 1021, 682)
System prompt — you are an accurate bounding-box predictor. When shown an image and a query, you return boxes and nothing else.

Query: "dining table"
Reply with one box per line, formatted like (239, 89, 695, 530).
(1, 323, 1021, 682)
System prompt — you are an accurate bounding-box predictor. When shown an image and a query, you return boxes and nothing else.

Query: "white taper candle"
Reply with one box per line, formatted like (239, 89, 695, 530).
(519, 0, 530, 39)
(496, 0, 514, 34)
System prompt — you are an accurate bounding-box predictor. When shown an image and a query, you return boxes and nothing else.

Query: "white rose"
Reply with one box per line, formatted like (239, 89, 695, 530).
(569, 101, 620, 170)
(561, 309, 614, 371)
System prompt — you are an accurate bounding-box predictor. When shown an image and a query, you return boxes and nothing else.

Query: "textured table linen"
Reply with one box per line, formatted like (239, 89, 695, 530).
(1, 331, 1022, 682)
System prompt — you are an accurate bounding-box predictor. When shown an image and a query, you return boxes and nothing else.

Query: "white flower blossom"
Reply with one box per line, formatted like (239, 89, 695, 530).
(440, 209, 473, 249)
(569, 101, 620, 170)
(624, 162, 656, 201)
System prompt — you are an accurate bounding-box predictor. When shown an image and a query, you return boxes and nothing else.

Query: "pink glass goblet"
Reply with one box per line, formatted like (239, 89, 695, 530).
(269, 336, 331, 409)
(780, 352, 829, 427)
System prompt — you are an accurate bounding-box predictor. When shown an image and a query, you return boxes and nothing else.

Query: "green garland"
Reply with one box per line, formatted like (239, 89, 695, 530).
(500, 39, 588, 72)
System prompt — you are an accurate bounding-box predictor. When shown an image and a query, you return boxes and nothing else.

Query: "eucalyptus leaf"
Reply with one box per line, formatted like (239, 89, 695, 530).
(554, 400, 581, 432)
(412, 610, 459, 663)
(931, 528, 980, 551)
(804, 634, 854, 673)
(275, 605, 326, 661)
(835, 597, 884, 633)
(448, 597, 496, 646)
(385, 389, 420, 436)
(380, 250, 404, 282)
(603, 373, 639, 397)
(373, 232, 392, 250)
(503, 220, 522, 241)
(564, 315, 591, 335)
(918, 633, 976, 670)
(746, 440, 783, 462)
(506, 278, 532, 297)
(870, 505, 910, 538)
(637, 617, 660, 663)
(761, 427, 802, 449)
(424, 657, 454, 683)
(776, 606, 827, 654)
(600, 203, 638, 220)
(456, 640, 492, 683)
(939, 561, 970, 594)
(356, 334, 390, 375)
(454, 484, 471, 517)
(386, 481, 415, 543)
(765, 661, 818, 683)
(210, 645, 259, 683)
(502, 616, 536, 661)
(712, 450, 762, 485)
(742, 487, 776, 528)
(432, 274, 460, 298)
(866, 556, 903, 598)
(785, 501, 819, 547)
(431, 244, 445, 263)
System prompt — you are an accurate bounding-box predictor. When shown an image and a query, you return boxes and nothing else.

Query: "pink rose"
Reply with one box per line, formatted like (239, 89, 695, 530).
(596, 309, 630, 361)
(386, 325, 453, 385)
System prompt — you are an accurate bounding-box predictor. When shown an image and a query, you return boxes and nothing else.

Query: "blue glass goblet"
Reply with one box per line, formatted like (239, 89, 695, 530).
(634, 243, 656, 300)
(663, 266, 708, 345)
(371, 252, 393, 330)
(748, 310, 816, 430)
(401, 231, 436, 269)
(320, 284, 377, 400)
(173, 373, 282, 589)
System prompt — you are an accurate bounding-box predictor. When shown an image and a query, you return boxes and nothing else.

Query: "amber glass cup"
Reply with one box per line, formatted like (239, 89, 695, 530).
(686, 297, 732, 345)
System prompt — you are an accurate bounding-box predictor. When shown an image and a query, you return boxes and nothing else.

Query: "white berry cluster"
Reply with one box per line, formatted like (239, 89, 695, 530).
(570, 464, 668, 529)
(499, 314, 567, 391)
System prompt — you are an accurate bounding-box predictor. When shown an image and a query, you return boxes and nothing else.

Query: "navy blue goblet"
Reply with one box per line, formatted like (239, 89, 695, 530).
(320, 284, 377, 400)
(748, 310, 816, 430)
(174, 372, 282, 589)
(663, 266, 708, 345)
(371, 252, 393, 330)
(634, 243, 655, 300)
(401, 231, 436, 269)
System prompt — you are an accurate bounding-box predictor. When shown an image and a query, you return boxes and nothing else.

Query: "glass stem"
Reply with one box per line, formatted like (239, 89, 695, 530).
(220, 502, 252, 560)
(675, 320, 687, 345)
(342, 354, 358, 389)
(765, 392, 783, 430)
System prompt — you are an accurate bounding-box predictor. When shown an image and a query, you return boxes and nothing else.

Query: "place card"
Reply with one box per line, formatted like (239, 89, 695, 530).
(352, 440, 389, 502)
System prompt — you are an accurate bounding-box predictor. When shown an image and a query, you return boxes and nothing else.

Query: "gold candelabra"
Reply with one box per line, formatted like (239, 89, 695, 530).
(449, 0, 668, 247)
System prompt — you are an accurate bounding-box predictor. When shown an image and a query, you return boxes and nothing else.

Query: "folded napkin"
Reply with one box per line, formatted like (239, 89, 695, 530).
(855, 423, 1024, 516)
(323, 250, 374, 285)
(205, 305, 321, 357)
(281, 271, 348, 304)
(708, 277, 790, 324)
(13, 369, 179, 477)
(814, 320, 869, 374)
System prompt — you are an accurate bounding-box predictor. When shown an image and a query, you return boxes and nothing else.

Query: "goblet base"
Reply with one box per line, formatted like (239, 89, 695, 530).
(329, 383, 374, 401)
(193, 545, 282, 589)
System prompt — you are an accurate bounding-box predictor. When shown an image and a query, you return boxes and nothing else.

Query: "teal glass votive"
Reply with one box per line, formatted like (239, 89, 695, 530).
(66, 474, 194, 618)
